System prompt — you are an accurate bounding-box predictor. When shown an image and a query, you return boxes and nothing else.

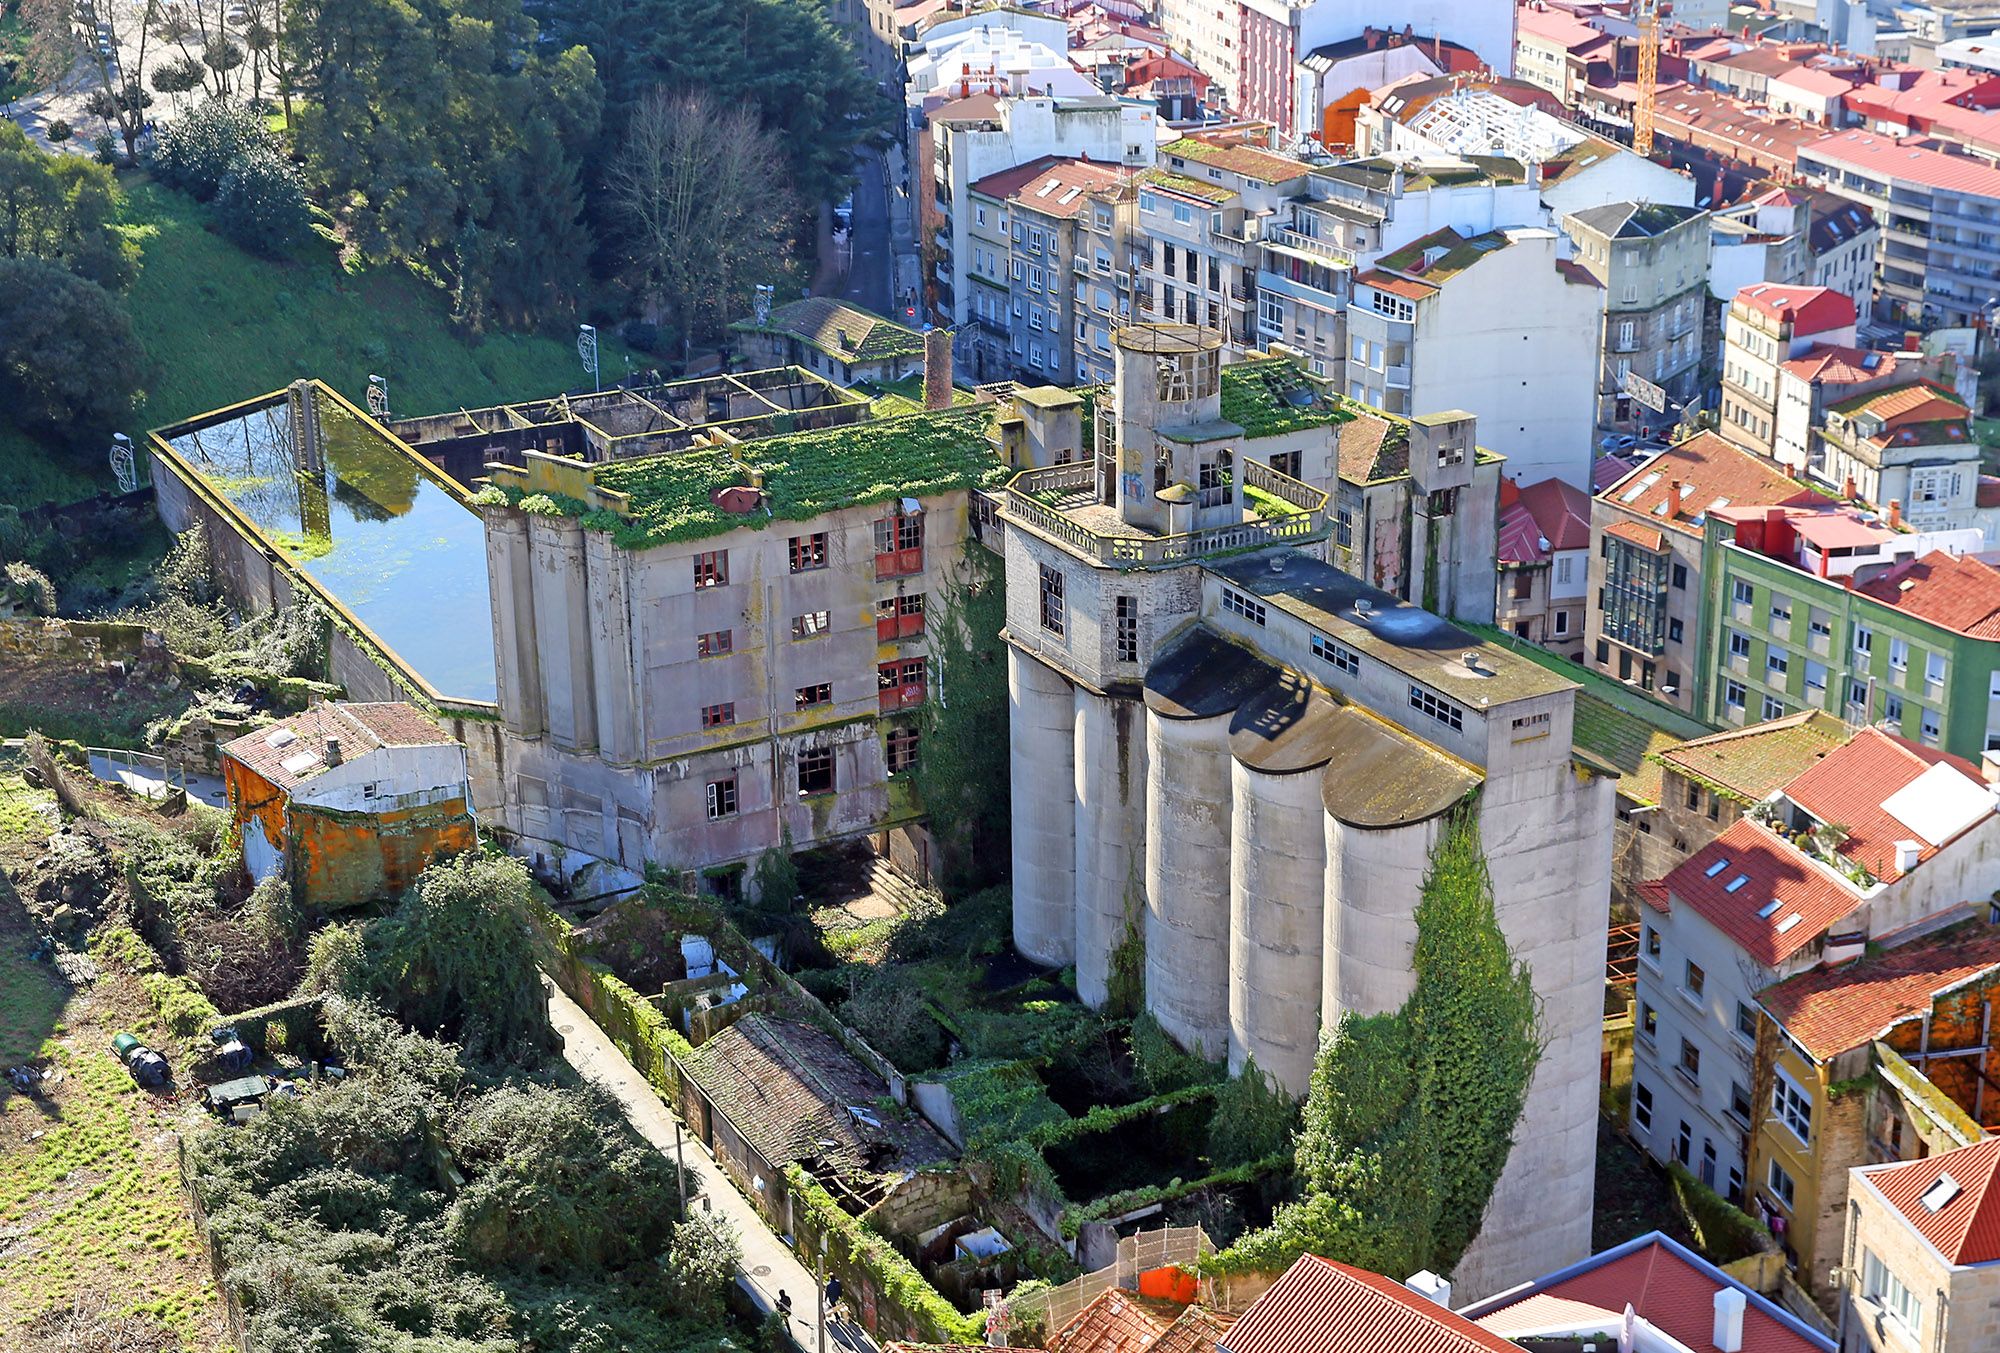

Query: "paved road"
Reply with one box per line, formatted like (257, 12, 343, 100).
(548, 980, 879, 1353)
(841, 150, 895, 318)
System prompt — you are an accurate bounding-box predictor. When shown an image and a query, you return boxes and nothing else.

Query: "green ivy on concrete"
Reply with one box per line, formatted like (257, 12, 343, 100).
(786, 1166, 987, 1344)
(1210, 800, 1540, 1280)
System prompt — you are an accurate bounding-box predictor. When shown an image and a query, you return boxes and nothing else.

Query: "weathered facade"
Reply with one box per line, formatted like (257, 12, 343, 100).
(1001, 321, 1614, 1300)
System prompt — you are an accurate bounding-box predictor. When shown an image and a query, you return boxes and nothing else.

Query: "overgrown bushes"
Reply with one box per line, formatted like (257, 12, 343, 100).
(786, 1167, 985, 1345)
(145, 100, 309, 256)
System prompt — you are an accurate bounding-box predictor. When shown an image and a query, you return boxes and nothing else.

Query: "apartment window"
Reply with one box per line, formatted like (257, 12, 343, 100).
(696, 629, 732, 658)
(797, 746, 835, 797)
(885, 726, 920, 774)
(1735, 1002, 1757, 1042)
(1554, 610, 1570, 636)
(700, 702, 735, 729)
(1886, 693, 1905, 728)
(1671, 563, 1688, 590)
(1854, 624, 1874, 657)
(782, 530, 832, 575)
(1727, 1166, 1744, 1207)
(1769, 596, 1791, 629)
(1729, 630, 1751, 660)
(1730, 1081, 1753, 1125)
(705, 777, 738, 820)
(1221, 587, 1267, 626)
(1668, 617, 1684, 643)
(1921, 707, 1943, 745)
(795, 682, 833, 710)
(1889, 636, 1910, 672)
(693, 550, 728, 589)
(1408, 685, 1465, 732)
(1927, 651, 1947, 687)
(1810, 611, 1832, 642)
(1038, 564, 1065, 635)
(1633, 1081, 1655, 1131)
(1686, 782, 1702, 810)
(1762, 695, 1785, 721)
(1678, 1037, 1701, 1084)
(1640, 1001, 1658, 1042)
(1773, 1067, 1812, 1144)
(1733, 579, 1753, 607)
(1644, 924, 1662, 962)
(1115, 595, 1138, 663)
(1767, 1158, 1796, 1210)
(1725, 679, 1746, 709)
(1675, 1121, 1692, 1166)
(1685, 960, 1705, 1000)
(1862, 1249, 1922, 1338)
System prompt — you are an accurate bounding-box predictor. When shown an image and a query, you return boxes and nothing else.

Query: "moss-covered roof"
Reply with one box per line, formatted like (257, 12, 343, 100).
(1218, 359, 1353, 438)
(1137, 168, 1235, 204)
(1375, 226, 1514, 284)
(593, 408, 1006, 549)
(730, 295, 926, 364)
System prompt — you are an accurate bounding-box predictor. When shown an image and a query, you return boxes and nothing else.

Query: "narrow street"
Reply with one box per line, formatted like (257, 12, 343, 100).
(547, 981, 879, 1353)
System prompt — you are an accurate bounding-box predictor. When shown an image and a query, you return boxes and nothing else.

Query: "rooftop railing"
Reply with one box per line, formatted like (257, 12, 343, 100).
(1004, 460, 1328, 568)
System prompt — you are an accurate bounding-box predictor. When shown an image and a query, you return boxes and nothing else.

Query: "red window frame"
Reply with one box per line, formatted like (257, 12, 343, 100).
(693, 550, 728, 589)
(873, 513, 924, 580)
(875, 593, 926, 642)
(878, 657, 927, 712)
(700, 702, 735, 729)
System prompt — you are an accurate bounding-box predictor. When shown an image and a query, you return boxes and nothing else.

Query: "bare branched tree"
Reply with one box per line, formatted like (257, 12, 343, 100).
(605, 87, 794, 358)
(23, 0, 158, 160)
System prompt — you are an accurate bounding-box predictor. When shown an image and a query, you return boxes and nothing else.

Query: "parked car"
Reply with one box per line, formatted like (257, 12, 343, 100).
(1600, 433, 1638, 452)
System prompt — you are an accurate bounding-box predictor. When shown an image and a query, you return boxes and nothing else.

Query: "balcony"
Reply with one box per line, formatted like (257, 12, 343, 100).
(1001, 460, 1329, 569)
(1384, 363, 1411, 388)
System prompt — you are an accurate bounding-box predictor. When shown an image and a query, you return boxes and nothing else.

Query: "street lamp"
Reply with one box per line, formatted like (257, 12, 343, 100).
(578, 323, 600, 393)
(366, 373, 390, 420)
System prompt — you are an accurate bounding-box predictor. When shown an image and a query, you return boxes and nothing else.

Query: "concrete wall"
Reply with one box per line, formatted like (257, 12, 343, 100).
(1229, 758, 1327, 1090)
(1074, 689, 1147, 1007)
(1144, 704, 1236, 1059)
(1011, 648, 1077, 966)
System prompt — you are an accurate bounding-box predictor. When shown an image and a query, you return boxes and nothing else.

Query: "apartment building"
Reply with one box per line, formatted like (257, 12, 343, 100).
(1756, 923, 2000, 1300)
(472, 407, 1007, 888)
(1348, 225, 1605, 486)
(1586, 432, 1829, 712)
(1514, 0, 1614, 107)
(1562, 202, 1711, 435)
(1696, 505, 2000, 756)
(1796, 130, 2000, 327)
(1720, 283, 1859, 458)
(1002, 320, 1609, 1300)
(1068, 179, 1143, 386)
(1295, 28, 1482, 152)
(1846, 1137, 2000, 1353)
(1711, 186, 1881, 326)
(1772, 345, 1946, 478)
(1155, 0, 1241, 110)
(1135, 130, 1315, 352)
(729, 297, 926, 389)
(962, 156, 1137, 384)
(1816, 379, 1998, 534)
(1630, 727, 2000, 1225)
(924, 94, 1157, 332)
(1496, 476, 1593, 657)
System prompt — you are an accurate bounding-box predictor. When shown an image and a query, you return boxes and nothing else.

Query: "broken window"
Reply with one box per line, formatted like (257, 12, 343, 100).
(798, 746, 835, 796)
(1114, 595, 1138, 663)
(876, 593, 925, 640)
(789, 532, 829, 572)
(697, 629, 732, 657)
(706, 777, 738, 820)
(693, 550, 728, 589)
(792, 610, 831, 639)
(796, 682, 833, 710)
(700, 702, 735, 729)
(886, 726, 920, 774)
(1039, 564, 1064, 635)
(873, 513, 924, 579)
(879, 658, 926, 712)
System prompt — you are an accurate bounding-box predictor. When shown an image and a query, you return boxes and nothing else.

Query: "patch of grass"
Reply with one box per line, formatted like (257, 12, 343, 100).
(2, 175, 643, 509)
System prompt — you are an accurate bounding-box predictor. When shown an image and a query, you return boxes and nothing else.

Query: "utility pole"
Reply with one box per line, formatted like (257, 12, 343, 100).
(674, 1121, 688, 1212)
(817, 1276, 827, 1353)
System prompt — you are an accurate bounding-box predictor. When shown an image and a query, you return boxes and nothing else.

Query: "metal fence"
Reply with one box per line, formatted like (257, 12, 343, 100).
(1004, 1226, 1213, 1332)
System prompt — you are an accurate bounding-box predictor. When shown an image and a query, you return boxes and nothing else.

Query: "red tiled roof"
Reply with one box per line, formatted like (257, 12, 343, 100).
(1515, 3, 1607, 51)
(1597, 431, 1827, 538)
(1844, 378, 1968, 429)
(1470, 1239, 1828, 1353)
(1354, 270, 1438, 301)
(1773, 66, 1856, 99)
(1226, 1256, 1516, 1353)
(1663, 818, 1859, 966)
(1855, 550, 2000, 640)
(1802, 131, 2000, 198)
(1150, 1307, 1239, 1353)
(1592, 453, 1637, 492)
(1604, 519, 1666, 550)
(1658, 711, 1848, 803)
(1497, 501, 1546, 566)
(1733, 282, 1856, 334)
(220, 701, 455, 792)
(1518, 478, 1593, 552)
(1053, 1290, 1180, 1353)
(1759, 923, 2000, 1062)
(972, 155, 1136, 219)
(1783, 726, 1982, 883)
(1125, 52, 1211, 94)
(1864, 1137, 2000, 1264)
(1780, 343, 1904, 385)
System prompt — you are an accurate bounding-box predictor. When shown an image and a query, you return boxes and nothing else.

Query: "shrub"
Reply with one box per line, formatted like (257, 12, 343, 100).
(3, 560, 58, 616)
(144, 99, 271, 200)
(839, 967, 946, 1074)
(92, 130, 117, 165)
(216, 149, 311, 256)
(1208, 1058, 1300, 1169)
(0, 258, 147, 445)
(46, 119, 71, 144)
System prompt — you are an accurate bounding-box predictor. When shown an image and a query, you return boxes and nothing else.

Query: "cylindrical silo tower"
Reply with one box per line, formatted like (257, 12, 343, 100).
(1074, 688, 1148, 1008)
(1011, 648, 1078, 967)
(1226, 672, 1335, 1096)
(1141, 629, 1276, 1060)
(1317, 707, 1481, 1028)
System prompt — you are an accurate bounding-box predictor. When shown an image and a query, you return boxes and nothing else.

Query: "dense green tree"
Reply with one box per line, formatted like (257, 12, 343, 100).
(217, 149, 311, 256)
(0, 121, 136, 289)
(0, 258, 147, 445)
(283, 0, 601, 327)
(1216, 804, 1542, 1280)
(911, 545, 1011, 891)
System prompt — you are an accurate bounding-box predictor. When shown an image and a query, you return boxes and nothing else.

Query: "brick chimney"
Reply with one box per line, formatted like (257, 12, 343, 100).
(1888, 498, 1902, 529)
(923, 326, 955, 411)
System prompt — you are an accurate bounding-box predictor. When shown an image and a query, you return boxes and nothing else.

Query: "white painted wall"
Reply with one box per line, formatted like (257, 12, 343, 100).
(290, 743, 471, 814)
(1292, 0, 1518, 78)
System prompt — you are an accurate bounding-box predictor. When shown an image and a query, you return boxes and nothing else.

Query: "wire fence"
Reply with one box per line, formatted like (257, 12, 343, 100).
(1002, 1226, 1213, 1332)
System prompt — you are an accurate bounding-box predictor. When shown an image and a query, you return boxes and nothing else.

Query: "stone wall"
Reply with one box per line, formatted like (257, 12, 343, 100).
(870, 1168, 974, 1240)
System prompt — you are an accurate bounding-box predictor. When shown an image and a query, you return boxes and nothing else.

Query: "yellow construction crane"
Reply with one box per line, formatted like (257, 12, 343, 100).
(1634, 0, 1660, 157)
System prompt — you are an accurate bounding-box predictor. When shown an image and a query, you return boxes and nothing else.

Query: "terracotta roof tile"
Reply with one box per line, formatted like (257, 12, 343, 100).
(1803, 131, 2000, 198)
(1733, 283, 1856, 334)
(1149, 1306, 1238, 1353)
(1604, 520, 1666, 550)
(733, 295, 925, 363)
(1354, 269, 1439, 302)
(1863, 1137, 2000, 1264)
(1779, 343, 1904, 385)
(1596, 431, 1827, 538)
(1336, 412, 1408, 483)
(1159, 135, 1314, 184)
(973, 155, 1137, 220)
(1469, 1237, 1830, 1353)
(1759, 922, 2000, 1062)
(1517, 478, 1593, 552)
(1497, 501, 1547, 566)
(1854, 550, 2000, 639)
(1592, 453, 1637, 492)
(1833, 377, 1966, 425)
(1662, 818, 1860, 966)
(220, 701, 454, 792)
(1782, 727, 1984, 883)
(1225, 1256, 1515, 1353)
(1053, 1291, 1180, 1353)
(1657, 711, 1848, 803)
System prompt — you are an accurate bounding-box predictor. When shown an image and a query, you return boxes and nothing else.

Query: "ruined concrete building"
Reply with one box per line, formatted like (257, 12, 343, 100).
(999, 322, 1615, 1299)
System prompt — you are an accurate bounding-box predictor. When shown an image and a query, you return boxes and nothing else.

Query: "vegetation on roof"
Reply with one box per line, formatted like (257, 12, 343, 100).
(1375, 227, 1510, 282)
(1219, 359, 1354, 439)
(1137, 168, 1233, 204)
(581, 409, 1006, 549)
(934, 1059, 1069, 1150)
(732, 296, 926, 364)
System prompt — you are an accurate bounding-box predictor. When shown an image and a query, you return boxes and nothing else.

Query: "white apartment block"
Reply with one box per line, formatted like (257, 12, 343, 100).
(1720, 283, 1859, 458)
(1002, 320, 1609, 1301)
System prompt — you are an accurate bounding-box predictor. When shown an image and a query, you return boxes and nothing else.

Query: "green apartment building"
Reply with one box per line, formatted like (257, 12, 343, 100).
(1692, 507, 2000, 759)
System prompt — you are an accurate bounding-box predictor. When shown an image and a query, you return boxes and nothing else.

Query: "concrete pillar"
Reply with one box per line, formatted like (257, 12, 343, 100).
(1143, 705, 1233, 1059)
(1074, 689, 1147, 1008)
(527, 513, 597, 753)
(1229, 756, 1327, 1096)
(1322, 815, 1440, 1026)
(584, 531, 639, 764)
(485, 510, 544, 737)
(1011, 649, 1077, 967)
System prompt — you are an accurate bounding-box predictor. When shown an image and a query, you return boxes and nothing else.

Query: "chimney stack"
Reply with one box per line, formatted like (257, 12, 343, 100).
(1712, 1288, 1746, 1353)
(923, 326, 956, 411)
(1667, 479, 1682, 518)
(1889, 498, 1903, 529)
(1843, 474, 1857, 501)
(1895, 839, 1922, 873)
(324, 737, 343, 767)
(1404, 1271, 1453, 1308)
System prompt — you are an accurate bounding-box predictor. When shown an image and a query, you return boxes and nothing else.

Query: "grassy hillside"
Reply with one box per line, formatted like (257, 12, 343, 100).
(2, 176, 638, 509)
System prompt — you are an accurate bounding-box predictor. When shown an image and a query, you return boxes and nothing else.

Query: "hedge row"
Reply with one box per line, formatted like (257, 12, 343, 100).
(786, 1166, 986, 1344)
